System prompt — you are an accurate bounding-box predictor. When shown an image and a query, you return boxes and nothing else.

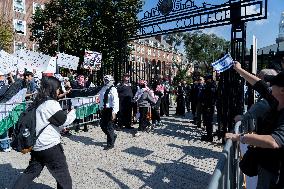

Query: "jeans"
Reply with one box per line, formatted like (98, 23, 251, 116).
(0, 131, 10, 150)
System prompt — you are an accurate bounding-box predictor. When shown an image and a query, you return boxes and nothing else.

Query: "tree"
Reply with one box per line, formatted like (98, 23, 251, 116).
(0, 16, 13, 53)
(30, 0, 143, 75)
(164, 33, 191, 84)
(183, 31, 230, 75)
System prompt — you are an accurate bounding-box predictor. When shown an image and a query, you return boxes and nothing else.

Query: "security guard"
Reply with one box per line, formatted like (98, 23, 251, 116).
(201, 75, 217, 142)
(116, 73, 134, 130)
(98, 75, 119, 150)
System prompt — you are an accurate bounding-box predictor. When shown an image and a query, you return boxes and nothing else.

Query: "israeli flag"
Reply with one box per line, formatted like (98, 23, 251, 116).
(211, 54, 234, 73)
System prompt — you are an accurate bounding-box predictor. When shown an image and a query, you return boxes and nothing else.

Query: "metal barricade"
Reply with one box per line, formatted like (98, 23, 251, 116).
(0, 95, 101, 144)
(0, 101, 33, 142)
(207, 121, 243, 189)
(58, 96, 100, 129)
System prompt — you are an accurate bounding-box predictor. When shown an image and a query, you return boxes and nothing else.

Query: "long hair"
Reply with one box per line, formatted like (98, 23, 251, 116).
(32, 76, 61, 107)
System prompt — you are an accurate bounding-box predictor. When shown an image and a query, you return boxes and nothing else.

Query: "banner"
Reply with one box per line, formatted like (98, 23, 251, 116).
(57, 53, 79, 70)
(0, 50, 26, 74)
(83, 50, 102, 69)
(13, 49, 51, 73)
(211, 54, 234, 73)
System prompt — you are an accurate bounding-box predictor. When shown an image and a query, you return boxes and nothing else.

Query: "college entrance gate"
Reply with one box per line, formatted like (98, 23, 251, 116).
(130, 0, 268, 133)
(97, 0, 267, 133)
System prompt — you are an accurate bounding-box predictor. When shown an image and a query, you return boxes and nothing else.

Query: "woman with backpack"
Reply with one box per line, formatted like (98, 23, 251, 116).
(13, 76, 76, 189)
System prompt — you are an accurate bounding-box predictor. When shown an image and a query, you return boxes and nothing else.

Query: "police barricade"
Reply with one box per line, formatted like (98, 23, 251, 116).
(0, 101, 32, 143)
(207, 121, 243, 189)
(58, 95, 100, 129)
(0, 95, 100, 144)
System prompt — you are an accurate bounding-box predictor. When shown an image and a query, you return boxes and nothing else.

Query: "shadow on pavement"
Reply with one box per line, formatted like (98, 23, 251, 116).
(123, 159, 210, 189)
(167, 143, 221, 159)
(65, 135, 101, 146)
(152, 120, 202, 141)
(98, 168, 130, 189)
(0, 163, 53, 189)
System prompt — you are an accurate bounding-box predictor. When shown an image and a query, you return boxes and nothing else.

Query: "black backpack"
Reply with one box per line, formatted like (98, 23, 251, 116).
(11, 98, 50, 154)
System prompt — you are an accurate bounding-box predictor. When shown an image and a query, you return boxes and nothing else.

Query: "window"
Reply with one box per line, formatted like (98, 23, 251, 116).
(14, 0, 25, 13)
(148, 49, 151, 56)
(157, 51, 160, 57)
(14, 41, 26, 52)
(131, 55, 135, 61)
(33, 2, 44, 14)
(33, 44, 40, 51)
(14, 19, 26, 35)
(136, 46, 140, 53)
(141, 47, 145, 54)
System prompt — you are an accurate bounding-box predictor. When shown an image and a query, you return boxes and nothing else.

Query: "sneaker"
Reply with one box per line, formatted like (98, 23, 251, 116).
(133, 132, 141, 137)
(3, 147, 11, 152)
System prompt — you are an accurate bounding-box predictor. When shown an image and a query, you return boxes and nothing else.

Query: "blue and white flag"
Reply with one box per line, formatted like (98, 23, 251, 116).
(211, 54, 234, 73)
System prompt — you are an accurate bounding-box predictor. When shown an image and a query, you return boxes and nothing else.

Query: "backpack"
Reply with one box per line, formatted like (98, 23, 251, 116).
(11, 98, 50, 154)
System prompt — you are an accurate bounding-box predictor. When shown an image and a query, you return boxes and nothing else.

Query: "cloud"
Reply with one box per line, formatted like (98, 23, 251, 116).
(242, 5, 269, 25)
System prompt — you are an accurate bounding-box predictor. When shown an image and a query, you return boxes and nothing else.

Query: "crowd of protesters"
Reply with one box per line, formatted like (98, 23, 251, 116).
(1, 56, 284, 188)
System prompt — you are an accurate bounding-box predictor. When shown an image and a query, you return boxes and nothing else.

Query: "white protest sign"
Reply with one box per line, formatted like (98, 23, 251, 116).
(0, 50, 26, 74)
(57, 53, 79, 70)
(14, 49, 51, 72)
(84, 50, 102, 69)
(44, 57, 56, 74)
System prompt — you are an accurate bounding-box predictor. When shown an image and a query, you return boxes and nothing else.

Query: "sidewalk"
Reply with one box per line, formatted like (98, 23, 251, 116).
(0, 108, 223, 189)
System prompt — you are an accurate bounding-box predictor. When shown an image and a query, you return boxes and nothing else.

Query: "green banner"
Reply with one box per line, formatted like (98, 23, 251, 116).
(0, 102, 99, 135)
(75, 104, 99, 119)
(0, 104, 26, 135)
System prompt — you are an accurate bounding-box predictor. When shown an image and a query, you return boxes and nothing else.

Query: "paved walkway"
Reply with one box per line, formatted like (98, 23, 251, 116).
(0, 108, 223, 189)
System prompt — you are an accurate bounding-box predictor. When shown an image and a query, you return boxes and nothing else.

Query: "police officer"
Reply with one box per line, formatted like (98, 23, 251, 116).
(98, 75, 119, 150)
(201, 75, 216, 142)
(116, 73, 134, 130)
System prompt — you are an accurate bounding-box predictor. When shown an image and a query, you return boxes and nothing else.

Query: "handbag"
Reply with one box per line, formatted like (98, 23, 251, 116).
(239, 146, 259, 177)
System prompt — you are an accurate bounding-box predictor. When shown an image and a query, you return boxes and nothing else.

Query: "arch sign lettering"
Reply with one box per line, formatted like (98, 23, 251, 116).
(133, 0, 267, 39)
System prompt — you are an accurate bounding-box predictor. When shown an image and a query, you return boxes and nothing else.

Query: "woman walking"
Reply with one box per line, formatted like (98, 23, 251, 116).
(13, 76, 76, 189)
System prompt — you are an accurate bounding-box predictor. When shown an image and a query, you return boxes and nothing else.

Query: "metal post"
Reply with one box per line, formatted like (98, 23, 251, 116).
(56, 25, 60, 74)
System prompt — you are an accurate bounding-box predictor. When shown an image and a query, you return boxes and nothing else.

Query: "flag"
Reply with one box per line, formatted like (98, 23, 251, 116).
(84, 50, 102, 69)
(211, 54, 234, 73)
(0, 85, 27, 135)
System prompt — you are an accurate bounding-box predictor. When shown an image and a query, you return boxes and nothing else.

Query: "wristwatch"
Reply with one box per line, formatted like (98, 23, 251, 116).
(240, 133, 245, 144)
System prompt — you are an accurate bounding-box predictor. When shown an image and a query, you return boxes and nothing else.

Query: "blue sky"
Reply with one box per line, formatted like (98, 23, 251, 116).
(139, 0, 284, 49)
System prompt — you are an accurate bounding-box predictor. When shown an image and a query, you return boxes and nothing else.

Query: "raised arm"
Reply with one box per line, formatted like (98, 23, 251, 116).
(233, 61, 260, 86)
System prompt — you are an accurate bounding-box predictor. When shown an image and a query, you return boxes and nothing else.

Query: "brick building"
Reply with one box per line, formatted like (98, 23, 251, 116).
(129, 36, 183, 78)
(0, 0, 47, 52)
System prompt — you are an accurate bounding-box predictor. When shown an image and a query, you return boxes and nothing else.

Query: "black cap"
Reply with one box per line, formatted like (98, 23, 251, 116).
(123, 73, 130, 77)
(269, 71, 284, 87)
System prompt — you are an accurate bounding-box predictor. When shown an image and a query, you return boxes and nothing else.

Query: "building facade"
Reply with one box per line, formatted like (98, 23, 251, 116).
(129, 36, 183, 79)
(0, 0, 47, 52)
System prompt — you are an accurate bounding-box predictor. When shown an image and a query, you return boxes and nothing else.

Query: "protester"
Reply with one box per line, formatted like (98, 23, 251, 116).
(12, 76, 76, 189)
(225, 61, 284, 189)
(98, 75, 119, 150)
(133, 80, 156, 137)
(116, 73, 134, 130)
(0, 71, 11, 152)
(175, 82, 186, 116)
(23, 71, 36, 100)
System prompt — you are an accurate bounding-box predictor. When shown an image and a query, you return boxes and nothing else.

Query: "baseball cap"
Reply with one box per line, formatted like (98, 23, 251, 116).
(269, 71, 284, 87)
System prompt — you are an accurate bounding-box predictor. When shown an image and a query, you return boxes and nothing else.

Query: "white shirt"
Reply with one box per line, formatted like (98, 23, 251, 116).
(98, 85, 119, 114)
(33, 100, 76, 151)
